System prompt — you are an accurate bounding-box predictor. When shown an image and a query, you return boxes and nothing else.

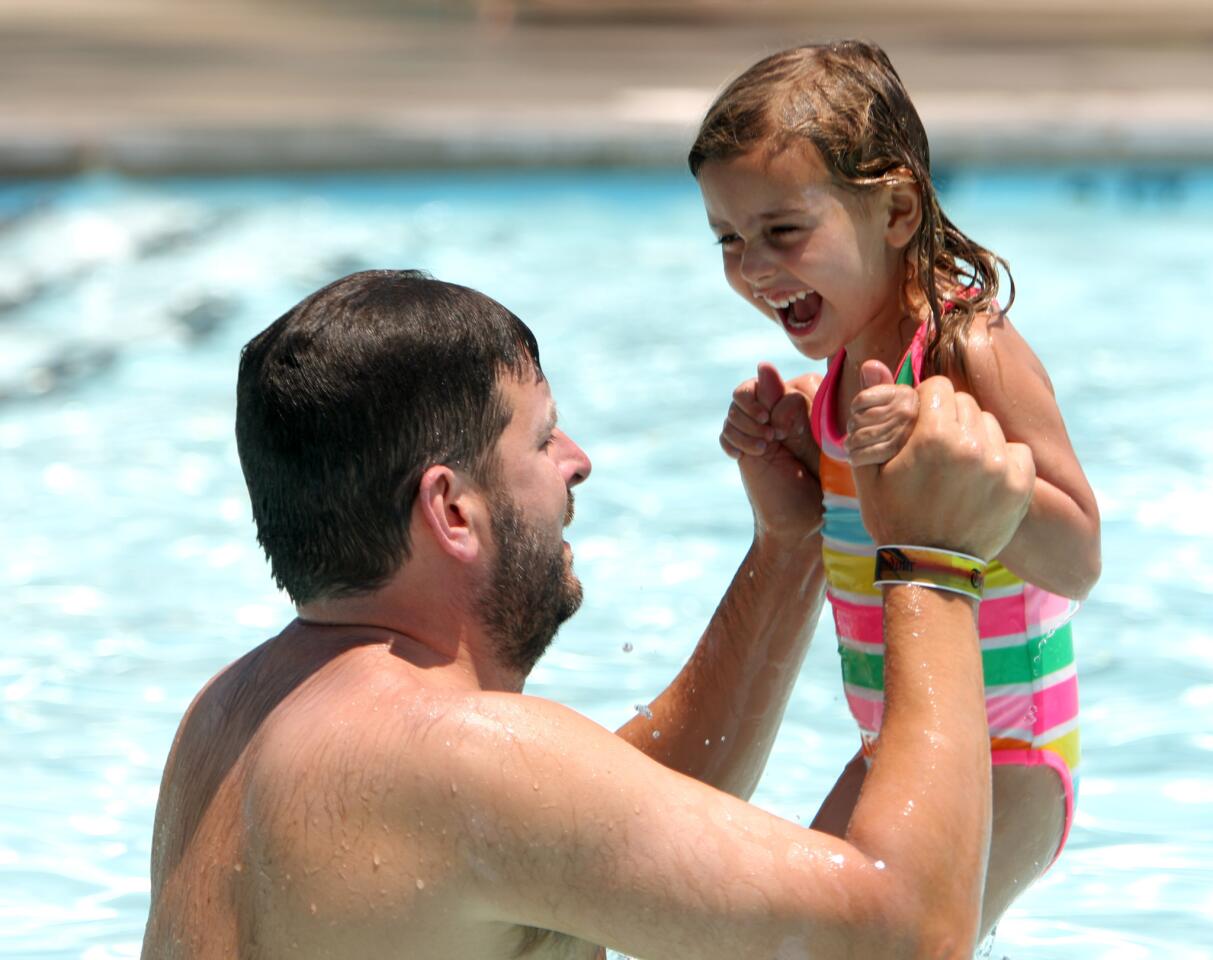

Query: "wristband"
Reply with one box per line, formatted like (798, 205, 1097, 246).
(873, 545, 987, 601)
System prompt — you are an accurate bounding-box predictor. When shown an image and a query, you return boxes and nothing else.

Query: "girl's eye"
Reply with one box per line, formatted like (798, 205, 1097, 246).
(716, 233, 742, 251)
(769, 225, 803, 240)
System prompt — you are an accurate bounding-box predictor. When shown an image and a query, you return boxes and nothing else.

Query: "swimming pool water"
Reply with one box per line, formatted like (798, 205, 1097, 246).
(2, 168, 1211, 959)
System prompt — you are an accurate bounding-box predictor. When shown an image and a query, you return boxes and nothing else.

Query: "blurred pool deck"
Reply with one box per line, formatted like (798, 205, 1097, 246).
(3, 0, 1212, 175)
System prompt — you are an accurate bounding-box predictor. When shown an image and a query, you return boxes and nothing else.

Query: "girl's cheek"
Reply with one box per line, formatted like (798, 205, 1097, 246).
(723, 258, 748, 298)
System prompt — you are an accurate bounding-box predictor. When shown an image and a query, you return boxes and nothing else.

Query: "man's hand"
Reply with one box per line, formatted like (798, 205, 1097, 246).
(720, 363, 823, 544)
(852, 376, 1035, 560)
(846, 360, 919, 467)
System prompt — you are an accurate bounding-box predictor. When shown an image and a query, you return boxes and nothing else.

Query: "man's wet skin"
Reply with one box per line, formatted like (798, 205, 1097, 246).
(145, 621, 610, 959)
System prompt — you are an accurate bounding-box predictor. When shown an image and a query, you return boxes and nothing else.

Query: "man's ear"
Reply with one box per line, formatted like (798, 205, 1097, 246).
(883, 169, 922, 250)
(416, 465, 485, 563)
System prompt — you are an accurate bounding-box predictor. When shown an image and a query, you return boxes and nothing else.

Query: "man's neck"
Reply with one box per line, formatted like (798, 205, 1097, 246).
(296, 580, 525, 694)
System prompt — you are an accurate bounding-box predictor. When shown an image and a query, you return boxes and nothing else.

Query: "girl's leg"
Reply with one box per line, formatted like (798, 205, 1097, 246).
(982, 763, 1066, 937)
(810, 750, 866, 838)
(810, 751, 1067, 940)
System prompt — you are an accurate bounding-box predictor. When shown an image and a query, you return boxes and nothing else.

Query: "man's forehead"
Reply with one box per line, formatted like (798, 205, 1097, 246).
(502, 373, 556, 428)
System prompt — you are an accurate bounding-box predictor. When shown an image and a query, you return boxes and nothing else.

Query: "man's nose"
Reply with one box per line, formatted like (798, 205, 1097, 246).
(559, 432, 592, 486)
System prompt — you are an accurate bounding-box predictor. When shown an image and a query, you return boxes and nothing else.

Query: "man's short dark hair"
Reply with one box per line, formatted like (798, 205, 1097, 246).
(235, 269, 542, 604)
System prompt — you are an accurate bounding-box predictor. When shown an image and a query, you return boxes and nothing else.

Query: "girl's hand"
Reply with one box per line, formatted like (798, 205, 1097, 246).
(721, 363, 824, 546)
(721, 363, 821, 474)
(846, 360, 919, 467)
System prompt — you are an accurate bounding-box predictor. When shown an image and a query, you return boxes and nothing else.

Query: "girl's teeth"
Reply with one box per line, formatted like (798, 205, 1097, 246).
(758, 288, 815, 309)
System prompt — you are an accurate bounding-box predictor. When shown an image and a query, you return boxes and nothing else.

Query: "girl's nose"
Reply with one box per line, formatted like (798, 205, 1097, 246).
(739, 244, 776, 285)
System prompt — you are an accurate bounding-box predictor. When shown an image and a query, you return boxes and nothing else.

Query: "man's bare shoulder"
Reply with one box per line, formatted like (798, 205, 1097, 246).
(235, 650, 607, 959)
(247, 651, 568, 783)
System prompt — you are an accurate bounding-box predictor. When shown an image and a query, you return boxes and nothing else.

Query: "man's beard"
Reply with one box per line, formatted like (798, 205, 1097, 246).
(480, 492, 582, 676)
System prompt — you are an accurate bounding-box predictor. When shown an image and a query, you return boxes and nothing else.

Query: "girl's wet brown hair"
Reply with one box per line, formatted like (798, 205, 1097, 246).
(689, 40, 1013, 379)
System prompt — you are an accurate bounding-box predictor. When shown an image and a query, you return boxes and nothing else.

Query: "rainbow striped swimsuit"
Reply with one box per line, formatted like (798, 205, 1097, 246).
(810, 323, 1081, 852)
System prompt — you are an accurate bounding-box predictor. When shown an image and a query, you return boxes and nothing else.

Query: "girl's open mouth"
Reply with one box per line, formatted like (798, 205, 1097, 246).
(778, 292, 823, 336)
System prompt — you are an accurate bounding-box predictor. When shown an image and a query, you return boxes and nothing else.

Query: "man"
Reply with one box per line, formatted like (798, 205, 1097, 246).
(142, 270, 1034, 959)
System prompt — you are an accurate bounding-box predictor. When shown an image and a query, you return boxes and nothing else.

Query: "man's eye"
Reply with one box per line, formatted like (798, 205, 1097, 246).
(769, 225, 803, 239)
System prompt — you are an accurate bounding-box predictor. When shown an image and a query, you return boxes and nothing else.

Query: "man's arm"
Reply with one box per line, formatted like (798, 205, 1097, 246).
(420, 578, 991, 957)
(405, 377, 1033, 960)
(614, 530, 825, 799)
(616, 364, 825, 799)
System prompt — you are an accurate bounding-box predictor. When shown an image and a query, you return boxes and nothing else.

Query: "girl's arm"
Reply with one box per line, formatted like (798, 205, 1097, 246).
(957, 311, 1101, 600)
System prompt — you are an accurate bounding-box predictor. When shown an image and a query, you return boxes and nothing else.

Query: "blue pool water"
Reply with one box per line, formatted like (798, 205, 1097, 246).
(2, 168, 1211, 958)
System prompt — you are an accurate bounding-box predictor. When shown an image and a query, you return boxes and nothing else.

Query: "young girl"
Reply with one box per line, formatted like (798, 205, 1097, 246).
(691, 40, 1101, 935)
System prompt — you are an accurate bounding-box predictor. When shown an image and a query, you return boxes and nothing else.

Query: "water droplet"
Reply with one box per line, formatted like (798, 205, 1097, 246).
(874, 859, 886, 871)
(372, 852, 381, 870)
(450, 782, 458, 796)
(416, 877, 425, 890)
(651, 729, 661, 740)
(829, 853, 845, 865)
(532, 781, 540, 791)
(720, 735, 727, 742)
(309, 902, 317, 915)
(633, 804, 640, 814)
(704, 739, 711, 746)
(634, 703, 653, 719)
(622, 642, 633, 653)
(233, 862, 243, 873)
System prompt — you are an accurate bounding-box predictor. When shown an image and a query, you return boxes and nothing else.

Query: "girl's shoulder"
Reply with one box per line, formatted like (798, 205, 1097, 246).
(944, 305, 1058, 423)
(959, 305, 1052, 385)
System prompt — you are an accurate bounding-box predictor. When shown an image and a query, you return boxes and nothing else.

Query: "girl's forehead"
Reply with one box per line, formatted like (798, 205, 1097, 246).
(698, 144, 836, 222)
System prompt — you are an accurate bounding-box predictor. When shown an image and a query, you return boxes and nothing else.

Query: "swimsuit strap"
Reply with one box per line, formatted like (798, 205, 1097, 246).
(894, 346, 917, 386)
(809, 356, 841, 451)
(896, 321, 930, 387)
(811, 321, 930, 453)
